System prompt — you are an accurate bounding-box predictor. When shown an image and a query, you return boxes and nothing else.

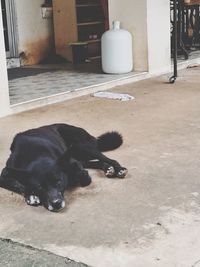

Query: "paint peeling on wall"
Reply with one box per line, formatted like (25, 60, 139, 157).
(19, 36, 54, 65)
(15, 0, 54, 65)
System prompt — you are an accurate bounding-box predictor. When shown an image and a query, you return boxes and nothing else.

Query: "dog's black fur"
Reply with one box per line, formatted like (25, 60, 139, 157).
(0, 123, 127, 212)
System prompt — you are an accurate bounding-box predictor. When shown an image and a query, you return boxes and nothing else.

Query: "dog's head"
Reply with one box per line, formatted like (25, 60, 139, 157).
(3, 151, 73, 212)
(28, 158, 67, 212)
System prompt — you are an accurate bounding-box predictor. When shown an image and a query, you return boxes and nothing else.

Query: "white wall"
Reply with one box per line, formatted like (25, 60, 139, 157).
(147, 0, 171, 74)
(108, 0, 171, 74)
(15, 0, 54, 65)
(109, 0, 148, 72)
(0, 1, 10, 118)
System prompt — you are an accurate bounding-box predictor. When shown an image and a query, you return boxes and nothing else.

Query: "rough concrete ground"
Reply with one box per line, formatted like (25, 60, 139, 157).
(0, 238, 88, 267)
(1, 67, 200, 267)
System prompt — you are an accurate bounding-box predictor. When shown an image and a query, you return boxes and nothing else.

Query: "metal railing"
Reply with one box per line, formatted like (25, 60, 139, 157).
(171, 0, 200, 59)
(170, 0, 200, 83)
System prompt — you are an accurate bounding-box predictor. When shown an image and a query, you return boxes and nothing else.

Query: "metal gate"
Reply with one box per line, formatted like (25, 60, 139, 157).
(170, 0, 200, 83)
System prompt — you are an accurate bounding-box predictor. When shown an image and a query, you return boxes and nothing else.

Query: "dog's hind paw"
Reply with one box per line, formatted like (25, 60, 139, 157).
(106, 166, 115, 178)
(116, 168, 128, 179)
(26, 195, 41, 206)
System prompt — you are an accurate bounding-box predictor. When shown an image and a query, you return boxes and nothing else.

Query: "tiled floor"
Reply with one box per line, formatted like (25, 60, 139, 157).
(8, 50, 200, 106)
(8, 64, 140, 105)
(176, 49, 200, 62)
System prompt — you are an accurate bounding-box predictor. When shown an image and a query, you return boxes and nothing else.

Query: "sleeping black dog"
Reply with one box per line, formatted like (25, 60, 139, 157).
(0, 123, 127, 212)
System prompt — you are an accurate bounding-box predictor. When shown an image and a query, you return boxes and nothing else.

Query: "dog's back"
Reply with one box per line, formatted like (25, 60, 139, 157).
(7, 124, 67, 169)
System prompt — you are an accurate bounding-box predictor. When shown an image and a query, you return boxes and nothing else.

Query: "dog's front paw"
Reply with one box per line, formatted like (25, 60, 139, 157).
(116, 168, 128, 179)
(79, 170, 92, 187)
(25, 195, 41, 206)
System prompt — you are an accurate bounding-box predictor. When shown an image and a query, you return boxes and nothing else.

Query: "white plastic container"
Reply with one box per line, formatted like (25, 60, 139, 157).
(101, 21, 133, 74)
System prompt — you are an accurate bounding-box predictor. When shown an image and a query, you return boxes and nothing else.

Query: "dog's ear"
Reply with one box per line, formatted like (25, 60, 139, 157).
(57, 149, 71, 171)
(2, 167, 30, 185)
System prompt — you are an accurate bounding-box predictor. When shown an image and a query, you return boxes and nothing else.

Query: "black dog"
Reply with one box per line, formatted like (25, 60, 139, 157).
(0, 123, 127, 212)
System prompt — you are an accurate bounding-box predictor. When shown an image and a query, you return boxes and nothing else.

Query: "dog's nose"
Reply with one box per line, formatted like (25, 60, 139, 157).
(52, 199, 62, 209)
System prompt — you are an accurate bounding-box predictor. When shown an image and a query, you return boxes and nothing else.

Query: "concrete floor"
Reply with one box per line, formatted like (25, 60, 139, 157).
(1, 66, 200, 267)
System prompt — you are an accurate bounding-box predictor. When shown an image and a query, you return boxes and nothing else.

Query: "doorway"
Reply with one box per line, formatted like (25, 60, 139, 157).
(1, 0, 18, 58)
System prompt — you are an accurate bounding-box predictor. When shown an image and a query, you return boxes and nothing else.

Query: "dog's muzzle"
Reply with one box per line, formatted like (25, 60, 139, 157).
(47, 199, 65, 212)
(44, 189, 65, 212)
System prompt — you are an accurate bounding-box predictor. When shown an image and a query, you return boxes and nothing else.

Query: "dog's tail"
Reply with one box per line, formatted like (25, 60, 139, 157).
(97, 131, 123, 152)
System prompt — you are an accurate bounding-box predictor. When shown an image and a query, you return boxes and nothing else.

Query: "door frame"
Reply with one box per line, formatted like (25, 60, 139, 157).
(3, 0, 18, 58)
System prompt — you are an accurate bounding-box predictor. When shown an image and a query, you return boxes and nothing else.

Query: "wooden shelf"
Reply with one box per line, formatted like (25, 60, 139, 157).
(184, 0, 200, 4)
(76, 4, 101, 7)
(87, 39, 101, 43)
(88, 55, 101, 60)
(53, 0, 108, 63)
(77, 21, 104, 26)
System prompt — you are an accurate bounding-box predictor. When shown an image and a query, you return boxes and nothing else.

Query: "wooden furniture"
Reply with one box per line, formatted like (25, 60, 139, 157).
(184, 0, 200, 5)
(53, 0, 108, 62)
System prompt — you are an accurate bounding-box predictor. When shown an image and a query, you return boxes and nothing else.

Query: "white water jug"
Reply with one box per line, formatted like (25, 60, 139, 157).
(101, 21, 133, 74)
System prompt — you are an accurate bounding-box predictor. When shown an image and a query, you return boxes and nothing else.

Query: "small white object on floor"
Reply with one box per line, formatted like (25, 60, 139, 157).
(187, 63, 199, 68)
(93, 91, 135, 101)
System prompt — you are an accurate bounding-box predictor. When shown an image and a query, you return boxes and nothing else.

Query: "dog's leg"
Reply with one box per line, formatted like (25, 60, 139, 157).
(25, 195, 41, 206)
(71, 144, 127, 178)
(97, 155, 127, 178)
(0, 175, 41, 206)
(82, 161, 116, 178)
(88, 146, 127, 178)
(0, 168, 41, 206)
(24, 185, 41, 206)
(67, 159, 92, 187)
(0, 169, 25, 194)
